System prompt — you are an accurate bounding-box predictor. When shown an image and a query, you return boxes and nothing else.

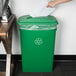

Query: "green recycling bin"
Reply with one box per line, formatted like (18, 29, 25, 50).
(18, 15, 58, 72)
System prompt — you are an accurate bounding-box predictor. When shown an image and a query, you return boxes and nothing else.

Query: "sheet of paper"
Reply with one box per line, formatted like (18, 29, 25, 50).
(29, 1, 55, 17)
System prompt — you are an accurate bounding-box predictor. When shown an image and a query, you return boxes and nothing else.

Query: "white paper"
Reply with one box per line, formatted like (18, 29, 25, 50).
(29, 1, 55, 17)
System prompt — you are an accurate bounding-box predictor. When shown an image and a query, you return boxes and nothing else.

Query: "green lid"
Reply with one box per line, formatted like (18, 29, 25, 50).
(17, 15, 58, 30)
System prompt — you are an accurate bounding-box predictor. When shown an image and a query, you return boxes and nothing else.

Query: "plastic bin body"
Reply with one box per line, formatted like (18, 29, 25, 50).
(18, 15, 58, 72)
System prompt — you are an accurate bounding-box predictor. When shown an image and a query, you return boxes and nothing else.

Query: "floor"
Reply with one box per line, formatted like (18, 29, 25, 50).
(0, 61, 6, 76)
(14, 61, 76, 76)
(1, 60, 76, 76)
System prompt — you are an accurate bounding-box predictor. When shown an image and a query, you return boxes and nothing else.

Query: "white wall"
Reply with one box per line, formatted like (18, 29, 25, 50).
(0, 0, 76, 55)
(53, 0, 76, 55)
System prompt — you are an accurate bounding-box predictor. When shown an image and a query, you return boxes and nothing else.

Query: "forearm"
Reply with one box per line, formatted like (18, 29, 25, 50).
(54, 0, 72, 5)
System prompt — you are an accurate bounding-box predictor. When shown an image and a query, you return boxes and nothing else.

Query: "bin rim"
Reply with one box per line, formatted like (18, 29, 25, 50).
(17, 15, 58, 26)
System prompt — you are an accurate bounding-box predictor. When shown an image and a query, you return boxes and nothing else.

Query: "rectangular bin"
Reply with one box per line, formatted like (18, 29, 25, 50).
(18, 15, 58, 72)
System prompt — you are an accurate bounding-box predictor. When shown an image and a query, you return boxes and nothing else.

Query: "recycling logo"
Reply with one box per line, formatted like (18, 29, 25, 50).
(34, 38, 43, 45)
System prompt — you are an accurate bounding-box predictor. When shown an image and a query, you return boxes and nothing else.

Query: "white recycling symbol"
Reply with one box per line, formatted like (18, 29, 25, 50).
(34, 38, 43, 45)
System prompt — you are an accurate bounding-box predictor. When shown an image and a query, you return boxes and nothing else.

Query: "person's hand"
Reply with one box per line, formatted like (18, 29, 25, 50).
(47, 0, 72, 8)
(47, 1, 57, 8)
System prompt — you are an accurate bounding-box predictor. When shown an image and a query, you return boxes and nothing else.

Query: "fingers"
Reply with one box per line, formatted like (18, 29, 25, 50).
(47, 1, 56, 8)
(47, 4, 54, 8)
